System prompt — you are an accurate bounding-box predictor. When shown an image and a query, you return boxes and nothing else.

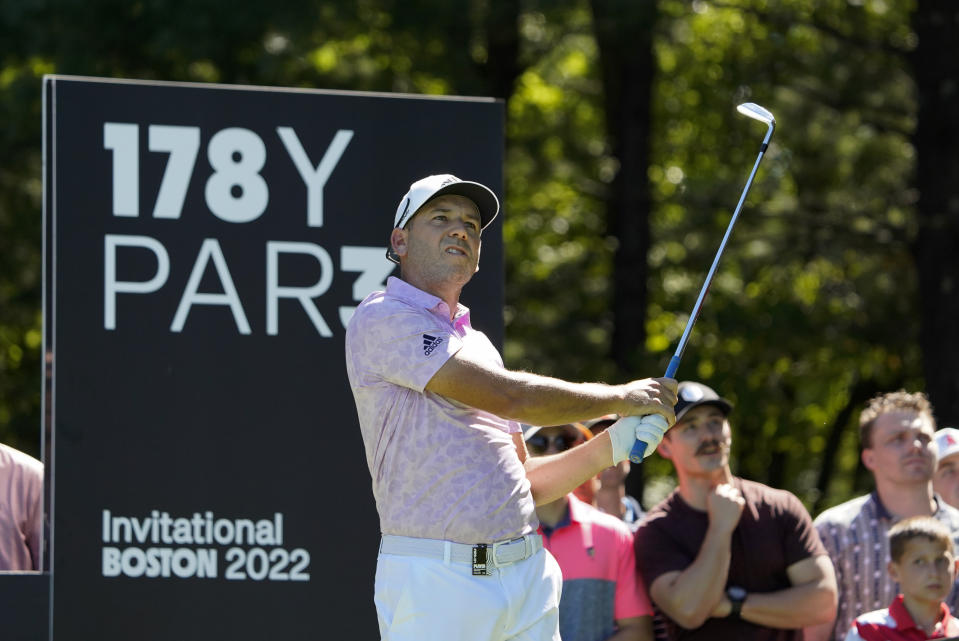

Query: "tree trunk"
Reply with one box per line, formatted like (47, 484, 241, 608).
(911, 1, 959, 426)
(481, 0, 521, 100)
(590, 0, 658, 503)
(812, 378, 884, 514)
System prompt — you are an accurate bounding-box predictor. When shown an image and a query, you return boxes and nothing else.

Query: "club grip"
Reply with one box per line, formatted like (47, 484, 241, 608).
(628, 357, 681, 463)
(627, 414, 670, 464)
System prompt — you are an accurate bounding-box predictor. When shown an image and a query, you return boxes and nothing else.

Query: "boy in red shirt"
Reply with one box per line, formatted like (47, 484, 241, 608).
(846, 516, 959, 640)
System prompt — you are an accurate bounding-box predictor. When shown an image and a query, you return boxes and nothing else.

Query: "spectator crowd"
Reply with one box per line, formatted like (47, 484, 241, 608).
(343, 174, 959, 641)
(6, 173, 958, 641)
(525, 385, 959, 641)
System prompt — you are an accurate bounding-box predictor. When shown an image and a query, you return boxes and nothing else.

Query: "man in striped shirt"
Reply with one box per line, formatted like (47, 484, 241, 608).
(805, 391, 959, 641)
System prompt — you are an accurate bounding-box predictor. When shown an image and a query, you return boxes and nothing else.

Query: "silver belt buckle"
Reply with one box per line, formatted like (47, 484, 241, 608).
(491, 537, 519, 569)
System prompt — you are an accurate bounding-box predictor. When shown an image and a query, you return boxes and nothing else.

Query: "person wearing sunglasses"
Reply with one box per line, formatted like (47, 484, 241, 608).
(526, 423, 655, 641)
(525, 424, 591, 456)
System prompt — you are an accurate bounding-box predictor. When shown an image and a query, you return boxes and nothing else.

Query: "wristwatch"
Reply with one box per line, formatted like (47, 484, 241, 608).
(726, 585, 747, 619)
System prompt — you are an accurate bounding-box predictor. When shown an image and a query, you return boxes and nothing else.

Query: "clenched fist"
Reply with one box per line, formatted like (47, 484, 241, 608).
(707, 483, 745, 534)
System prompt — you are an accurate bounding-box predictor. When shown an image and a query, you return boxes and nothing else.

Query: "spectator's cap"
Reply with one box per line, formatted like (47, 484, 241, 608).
(676, 381, 733, 422)
(523, 422, 592, 442)
(584, 414, 619, 435)
(935, 427, 959, 463)
(393, 174, 499, 232)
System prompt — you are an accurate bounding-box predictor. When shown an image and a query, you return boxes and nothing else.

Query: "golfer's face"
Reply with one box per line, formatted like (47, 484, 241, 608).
(403, 195, 482, 282)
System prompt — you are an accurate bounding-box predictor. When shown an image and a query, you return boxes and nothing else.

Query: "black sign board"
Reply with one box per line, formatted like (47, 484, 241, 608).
(42, 75, 504, 640)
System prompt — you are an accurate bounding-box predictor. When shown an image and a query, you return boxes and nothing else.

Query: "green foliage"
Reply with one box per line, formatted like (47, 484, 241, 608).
(642, 0, 922, 508)
(0, 58, 48, 458)
(504, 7, 618, 382)
(0, 0, 939, 513)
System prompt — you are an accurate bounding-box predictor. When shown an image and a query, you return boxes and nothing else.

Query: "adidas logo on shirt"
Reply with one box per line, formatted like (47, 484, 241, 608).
(423, 334, 444, 356)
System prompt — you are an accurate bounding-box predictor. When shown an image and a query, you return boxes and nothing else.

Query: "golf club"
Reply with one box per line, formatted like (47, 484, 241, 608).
(627, 102, 776, 464)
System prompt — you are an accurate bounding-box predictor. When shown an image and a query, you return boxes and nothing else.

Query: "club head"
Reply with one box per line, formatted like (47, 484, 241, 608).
(736, 102, 775, 126)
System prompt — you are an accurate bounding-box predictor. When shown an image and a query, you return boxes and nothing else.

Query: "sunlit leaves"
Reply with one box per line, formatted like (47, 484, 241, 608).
(0, 0, 933, 510)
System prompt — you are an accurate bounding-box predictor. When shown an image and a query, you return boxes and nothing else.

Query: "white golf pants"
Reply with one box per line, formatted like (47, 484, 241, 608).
(374, 539, 562, 641)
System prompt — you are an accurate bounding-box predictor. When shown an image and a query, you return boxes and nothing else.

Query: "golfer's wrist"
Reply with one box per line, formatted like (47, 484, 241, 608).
(611, 385, 630, 418)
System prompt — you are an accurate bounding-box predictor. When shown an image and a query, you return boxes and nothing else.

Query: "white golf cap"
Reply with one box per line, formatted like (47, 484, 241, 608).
(393, 174, 499, 231)
(935, 427, 959, 463)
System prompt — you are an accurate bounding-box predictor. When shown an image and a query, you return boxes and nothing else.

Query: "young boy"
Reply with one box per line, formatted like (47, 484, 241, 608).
(846, 516, 959, 640)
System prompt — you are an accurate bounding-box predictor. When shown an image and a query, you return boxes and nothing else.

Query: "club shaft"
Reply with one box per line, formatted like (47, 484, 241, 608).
(628, 120, 774, 464)
(670, 126, 773, 367)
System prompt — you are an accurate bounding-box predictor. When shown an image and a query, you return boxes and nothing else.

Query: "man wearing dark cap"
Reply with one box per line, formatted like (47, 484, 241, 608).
(633, 381, 837, 641)
(345, 174, 678, 640)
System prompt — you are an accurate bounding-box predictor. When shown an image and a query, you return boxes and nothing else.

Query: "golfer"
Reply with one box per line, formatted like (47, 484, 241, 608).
(345, 173, 677, 640)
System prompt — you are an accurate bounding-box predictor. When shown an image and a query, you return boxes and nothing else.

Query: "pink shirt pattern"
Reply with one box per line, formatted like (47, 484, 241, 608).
(345, 277, 536, 544)
(0, 443, 43, 571)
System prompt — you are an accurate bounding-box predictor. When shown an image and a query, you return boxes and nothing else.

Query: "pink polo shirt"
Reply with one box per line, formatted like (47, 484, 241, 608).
(345, 277, 535, 544)
(540, 495, 652, 640)
(0, 443, 43, 571)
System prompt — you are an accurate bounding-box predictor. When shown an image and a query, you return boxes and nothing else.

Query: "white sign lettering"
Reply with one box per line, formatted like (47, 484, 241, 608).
(101, 122, 389, 335)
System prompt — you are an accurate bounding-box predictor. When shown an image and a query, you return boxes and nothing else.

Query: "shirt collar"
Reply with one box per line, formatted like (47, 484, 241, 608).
(567, 495, 595, 550)
(939, 603, 956, 635)
(939, 602, 956, 636)
(889, 594, 918, 630)
(871, 491, 895, 521)
(932, 494, 949, 517)
(889, 593, 954, 636)
(539, 495, 590, 535)
(386, 276, 471, 324)
(871, 491, 948, 523)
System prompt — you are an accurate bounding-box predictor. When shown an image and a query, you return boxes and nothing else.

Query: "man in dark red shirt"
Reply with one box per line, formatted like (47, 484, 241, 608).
(634, 381, 838, 640)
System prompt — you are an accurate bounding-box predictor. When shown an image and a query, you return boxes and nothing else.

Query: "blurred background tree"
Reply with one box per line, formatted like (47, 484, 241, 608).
(1, 0, 955, 515)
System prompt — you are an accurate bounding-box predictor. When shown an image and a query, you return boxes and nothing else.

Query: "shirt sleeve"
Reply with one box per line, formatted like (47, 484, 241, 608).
(615, 527, 653, 620)
(780, 491, 828, 567)
(349, 302, 463, 393)
(633, 515, 692, 590)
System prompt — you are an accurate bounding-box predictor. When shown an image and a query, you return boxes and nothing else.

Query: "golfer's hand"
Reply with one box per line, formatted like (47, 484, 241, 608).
(608, 414, 670, 464)
(621, 377, 678, 423)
